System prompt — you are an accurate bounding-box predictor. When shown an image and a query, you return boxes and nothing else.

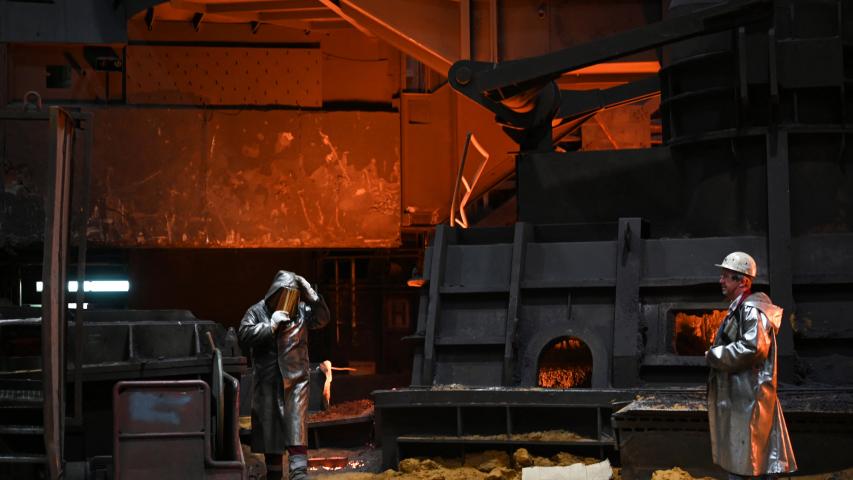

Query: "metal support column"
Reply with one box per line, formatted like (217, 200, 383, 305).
(0, 44, 7, 108)
(504, 222, 532, 386)
(69, 113, 93, 425)
(459, 0, 471, 61)
(613, 218, 643, 387)
(42, 107, 75, 479)
(766, 131, 796, 382)
(422, 224, 453, 385)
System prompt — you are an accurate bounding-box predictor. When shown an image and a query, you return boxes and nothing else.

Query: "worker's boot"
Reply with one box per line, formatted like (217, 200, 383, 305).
(264, 454, 284, 480)
(288, 454, 308, 480)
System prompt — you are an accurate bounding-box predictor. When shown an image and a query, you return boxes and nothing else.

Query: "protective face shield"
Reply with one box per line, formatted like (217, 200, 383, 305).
(275, 286, 301, 316)
(714, 251, 757, 278)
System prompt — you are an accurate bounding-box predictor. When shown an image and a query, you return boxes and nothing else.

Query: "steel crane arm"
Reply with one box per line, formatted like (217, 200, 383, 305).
(448, 0, 772, 119)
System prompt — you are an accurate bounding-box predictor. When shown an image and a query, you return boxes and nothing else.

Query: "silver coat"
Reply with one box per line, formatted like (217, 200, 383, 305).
(238, 271, 330, 452)
(706, 292, 797, 476)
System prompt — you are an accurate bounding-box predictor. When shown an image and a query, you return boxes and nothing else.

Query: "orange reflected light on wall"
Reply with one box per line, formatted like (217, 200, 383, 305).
(567, 61, 661, 76)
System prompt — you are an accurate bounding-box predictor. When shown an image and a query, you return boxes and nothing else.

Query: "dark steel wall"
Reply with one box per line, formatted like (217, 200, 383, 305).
(0, 1, 132, 44)
(519, 135, 853, 238)
(436, 0, 853, 388)
(520, 0, 853, 239)
(410, 223, 853, 388)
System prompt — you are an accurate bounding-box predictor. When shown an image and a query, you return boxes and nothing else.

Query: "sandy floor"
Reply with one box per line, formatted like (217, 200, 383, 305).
(312, 448, 600, 480)
(309, 448, 853, 480)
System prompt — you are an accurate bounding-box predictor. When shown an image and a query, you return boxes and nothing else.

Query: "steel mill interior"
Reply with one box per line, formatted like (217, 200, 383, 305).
(1, 0, 852, 479)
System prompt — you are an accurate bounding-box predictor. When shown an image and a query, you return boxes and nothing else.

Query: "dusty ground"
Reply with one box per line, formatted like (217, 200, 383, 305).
(310, 448, 853, 480)
(649, 467, 853, 480)
(312, 448, 601, 479)
(650, 467, 714, 480)
(795, 469, 853, 480)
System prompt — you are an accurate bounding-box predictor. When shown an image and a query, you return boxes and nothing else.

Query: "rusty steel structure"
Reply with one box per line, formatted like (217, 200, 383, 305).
(0, 0, 663, 249)
(1, 0, 853, 479)
(113, 380, 244, 479)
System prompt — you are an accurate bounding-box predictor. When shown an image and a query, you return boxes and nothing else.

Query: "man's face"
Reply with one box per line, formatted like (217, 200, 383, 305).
(719, 269, 743, 301)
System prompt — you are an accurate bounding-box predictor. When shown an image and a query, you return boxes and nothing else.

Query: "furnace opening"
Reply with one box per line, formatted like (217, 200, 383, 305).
(537, 337, 593, 388)
(672, 309, 727, 355)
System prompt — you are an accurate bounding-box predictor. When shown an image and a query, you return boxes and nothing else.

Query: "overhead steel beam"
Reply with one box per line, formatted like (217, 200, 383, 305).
(306, 19, 351, 29)
(450, 0, 772, 101)
(445, 0, 771, 146)
(330, 0, 464, 74)
(173, 0, 324, 13)
(314, 0, 371, 36)
(263, 19, 352, 30)
(258, 9, 338, 20)
(126, 0, 168, 18)
(556, 76, 661, 122)
(206, 7, 338, 21)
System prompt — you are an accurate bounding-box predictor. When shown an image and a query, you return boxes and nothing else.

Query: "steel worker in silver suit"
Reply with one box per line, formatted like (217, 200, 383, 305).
(239, 270, 330, 480)
(706, 252, 796, 479)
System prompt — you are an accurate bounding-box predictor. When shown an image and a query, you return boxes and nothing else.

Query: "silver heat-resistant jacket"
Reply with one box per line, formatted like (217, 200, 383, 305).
(707, 292, 797, 476)
(238, 271, 330, 452)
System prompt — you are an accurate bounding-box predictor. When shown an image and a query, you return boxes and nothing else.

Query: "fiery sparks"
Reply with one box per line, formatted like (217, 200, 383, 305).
(673, 310, 727, 355)
(538, 337, 593, 388)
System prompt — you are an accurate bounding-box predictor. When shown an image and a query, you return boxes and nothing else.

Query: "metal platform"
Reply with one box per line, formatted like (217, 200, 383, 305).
(613, 388, 853, 479)
(374, 387, 635, 469)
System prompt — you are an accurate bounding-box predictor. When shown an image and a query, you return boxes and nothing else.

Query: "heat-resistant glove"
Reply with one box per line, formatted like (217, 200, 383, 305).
(295, 275, 320, 303)
(270, 310, 291, 333)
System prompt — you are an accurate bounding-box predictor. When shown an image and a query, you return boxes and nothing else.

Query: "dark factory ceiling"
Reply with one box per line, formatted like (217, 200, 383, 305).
(133, 0, 660, 90)
(158, 0, 355, 31)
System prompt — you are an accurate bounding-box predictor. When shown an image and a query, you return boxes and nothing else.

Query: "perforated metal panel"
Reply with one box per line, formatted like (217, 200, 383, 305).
(126, 46, 322, 106)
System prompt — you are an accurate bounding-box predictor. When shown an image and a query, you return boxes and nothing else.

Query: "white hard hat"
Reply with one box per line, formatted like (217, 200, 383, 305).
(715, 251, 757, 277)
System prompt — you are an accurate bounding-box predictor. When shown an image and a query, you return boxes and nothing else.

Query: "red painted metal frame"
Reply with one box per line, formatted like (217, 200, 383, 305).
(113, 380, 245, 479)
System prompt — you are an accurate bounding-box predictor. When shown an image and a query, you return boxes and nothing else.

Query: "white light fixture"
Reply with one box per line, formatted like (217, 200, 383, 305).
(28, 303, 88, 309)
(36, 280, 130, 293)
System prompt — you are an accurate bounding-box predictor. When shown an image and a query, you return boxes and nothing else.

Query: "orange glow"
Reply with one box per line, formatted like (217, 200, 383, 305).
(566, 61, 661, 76)
(308, 457, 349, 471)
(538, 337, 593, 388)
(673, 310, 727, 355)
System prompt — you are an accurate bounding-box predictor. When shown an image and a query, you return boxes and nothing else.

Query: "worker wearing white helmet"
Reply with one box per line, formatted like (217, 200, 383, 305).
(707, 252, 797, 479)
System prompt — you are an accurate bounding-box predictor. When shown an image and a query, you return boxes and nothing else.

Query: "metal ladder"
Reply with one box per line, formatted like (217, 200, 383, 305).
(0, 319, 47, 478)
(0, 316, 48, 476)
(0, 378, 47, 473)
